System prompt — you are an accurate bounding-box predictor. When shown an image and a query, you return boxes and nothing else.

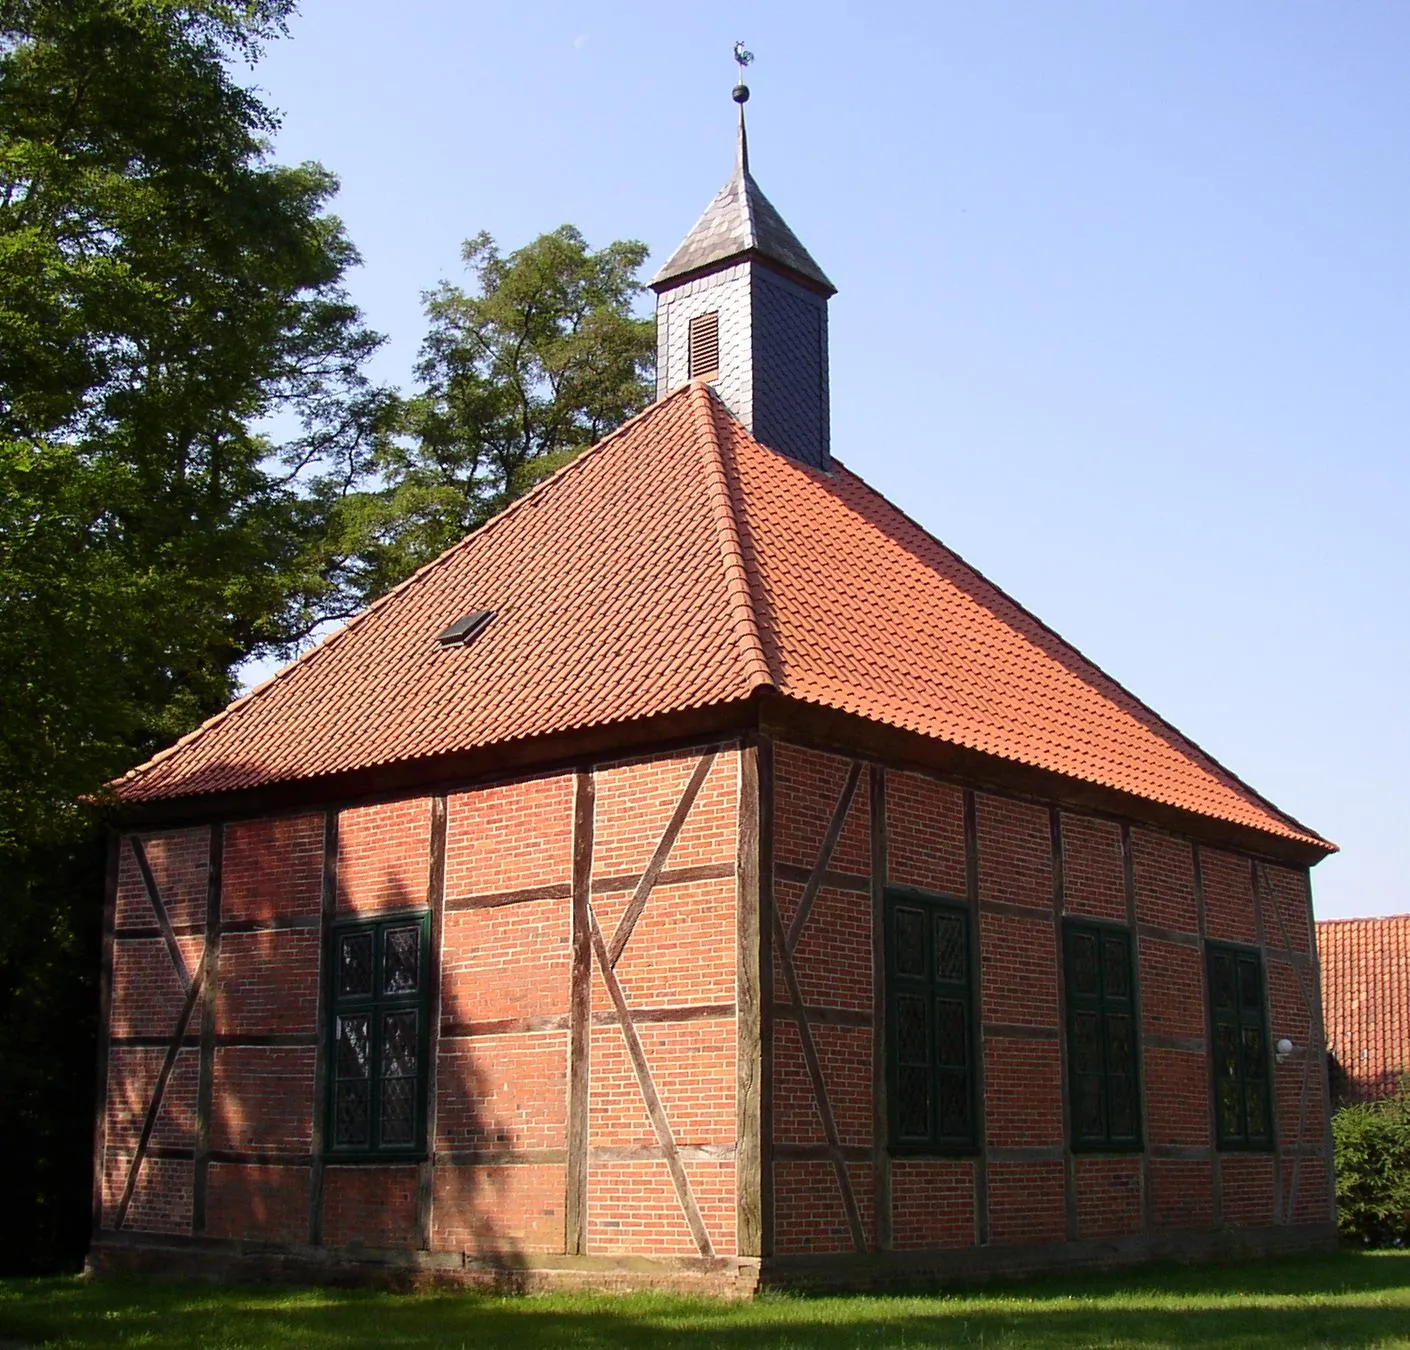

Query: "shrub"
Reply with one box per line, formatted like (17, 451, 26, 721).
(1333, 1081, 1410, 1246)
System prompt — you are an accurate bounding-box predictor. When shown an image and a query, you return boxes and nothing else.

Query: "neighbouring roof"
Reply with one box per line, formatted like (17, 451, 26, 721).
(650, 149, 835, 296)
(1318, 915, 1410, 1100)
(112, 382, 1331, 855)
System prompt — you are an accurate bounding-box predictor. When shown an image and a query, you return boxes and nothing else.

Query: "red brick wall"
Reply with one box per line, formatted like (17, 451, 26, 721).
(886, 773, 965, 894)
(206, 1164, 308, 1243)
(1062, 815, 1125, 923)
(1076, 1156, 1142, 1239)
(770, 746, 875, 1254)
(890, 1159, 975, 1249)
(210, 1048, 314, 1157)
(103, 827, 211, 1235)
(988, 1161, 1066, 1244)
(114, 827, 208, 930)
(980, 796, 1064, 1245)
(211, 813, 323, 1239)
(435, 1163, 564, 1257)
(584, 748, 740, 1258)
(433, 765, 574, 1256)
(99, 734, 1331, 1273)
(337, 797, 430, 914)
(223, 814, 322, 923)
(323, 1166, 419, 1248)
(434, 744, 741, 1261)
(767, 742, 1332, 1263)
(445, 773, 573, 899)
(1202, 848, 1258, 946)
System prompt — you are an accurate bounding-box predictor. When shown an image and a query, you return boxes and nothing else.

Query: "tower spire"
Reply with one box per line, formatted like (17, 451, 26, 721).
(650, 41, 834, 469)
(733, 41, 753, 177)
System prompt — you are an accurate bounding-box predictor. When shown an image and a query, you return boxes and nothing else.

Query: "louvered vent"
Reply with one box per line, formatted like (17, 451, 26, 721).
(687, 311, 720, 379)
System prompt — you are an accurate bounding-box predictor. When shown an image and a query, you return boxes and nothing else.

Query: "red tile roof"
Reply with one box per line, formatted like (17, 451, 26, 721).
(1318, 915, 1410, 1102)
(113, 383, 1330, 852)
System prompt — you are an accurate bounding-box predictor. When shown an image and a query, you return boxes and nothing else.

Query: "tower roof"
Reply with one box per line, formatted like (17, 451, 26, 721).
(650, 113, 836, 296)
(111, 383, 1331, 863)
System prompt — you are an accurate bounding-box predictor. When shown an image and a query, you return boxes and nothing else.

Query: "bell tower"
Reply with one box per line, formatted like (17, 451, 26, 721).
(651, 53, 836, 471)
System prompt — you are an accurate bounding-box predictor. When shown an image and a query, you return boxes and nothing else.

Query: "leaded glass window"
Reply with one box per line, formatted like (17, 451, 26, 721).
(1206, 942, 1273, 1150)
(886, 890, 975, 1153)
(1063, 920, 1142, 1151)
(328, 912, 430, 1157)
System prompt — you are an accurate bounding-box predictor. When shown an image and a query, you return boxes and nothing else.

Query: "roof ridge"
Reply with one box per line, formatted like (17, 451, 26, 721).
(739, 164, 757, 247)
(114, 387, 702, 791)
(826, 456, 1332, 851)
(690, 381, 774, 695)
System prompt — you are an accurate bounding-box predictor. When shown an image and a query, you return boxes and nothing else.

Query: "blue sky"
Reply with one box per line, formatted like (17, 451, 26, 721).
(246, 1, 1409, 919)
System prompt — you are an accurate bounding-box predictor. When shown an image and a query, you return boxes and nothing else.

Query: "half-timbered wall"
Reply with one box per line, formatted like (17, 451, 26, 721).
(93, 732, 1332, 1288)
(764, 740, 1333, 1273)
(96, 742, 746, 1277)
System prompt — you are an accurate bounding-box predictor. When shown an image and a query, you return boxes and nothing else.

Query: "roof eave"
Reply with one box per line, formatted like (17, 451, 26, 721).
(108, 685, 1335, 869)
(104, 695, 766, 829)
(756, 691, 1336, 868)
(650, 247, 837, 299)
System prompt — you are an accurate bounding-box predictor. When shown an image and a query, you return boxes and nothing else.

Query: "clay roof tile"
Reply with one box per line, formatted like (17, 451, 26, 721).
(113, 387, 1331, 856)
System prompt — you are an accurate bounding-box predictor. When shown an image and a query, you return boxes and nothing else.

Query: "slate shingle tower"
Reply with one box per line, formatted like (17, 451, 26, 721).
(651, 87, 835, 471)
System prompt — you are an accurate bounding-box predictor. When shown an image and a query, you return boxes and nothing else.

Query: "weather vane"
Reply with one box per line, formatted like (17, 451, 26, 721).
(733, 41, 753, 104)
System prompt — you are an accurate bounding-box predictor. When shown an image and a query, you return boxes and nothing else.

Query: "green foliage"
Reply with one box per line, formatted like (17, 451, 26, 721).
(4, 1252, 1410, 1348)
(0, 0, 391, 852)
(0, 0, 654, 1280)
(1333, 1081, 1410, 1247)
(337, 226, 654, 606)
(0, 0, 389, 1274)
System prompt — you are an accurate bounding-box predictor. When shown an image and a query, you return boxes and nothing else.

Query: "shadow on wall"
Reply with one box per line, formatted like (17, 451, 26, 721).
(195, 814, 527, 1280)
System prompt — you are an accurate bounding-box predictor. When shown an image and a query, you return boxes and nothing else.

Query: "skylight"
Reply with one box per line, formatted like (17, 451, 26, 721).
(436, 610, 495, 648)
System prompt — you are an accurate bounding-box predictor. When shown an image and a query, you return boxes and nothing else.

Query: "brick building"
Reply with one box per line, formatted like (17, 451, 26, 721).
(91, 96, 1338, 1293)
(1318, 916, 1410, 1104)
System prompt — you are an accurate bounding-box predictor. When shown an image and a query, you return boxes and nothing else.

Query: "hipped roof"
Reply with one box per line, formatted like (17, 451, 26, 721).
(113, 383, 1330, 856)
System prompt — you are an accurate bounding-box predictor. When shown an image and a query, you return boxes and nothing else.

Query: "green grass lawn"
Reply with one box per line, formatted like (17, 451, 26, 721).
(1, 1249, 1407, 1349)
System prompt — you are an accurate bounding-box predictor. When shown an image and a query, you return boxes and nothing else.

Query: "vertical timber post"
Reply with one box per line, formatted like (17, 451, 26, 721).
(418, 794, 448, 1250)
(1051, 807, 1078, 1242)
(192, 823, 224, 1233)
(757, 736, 775, 1262)
(870, 764, 891, 1252)
(736, 739, 764, 1259)
(308, 807, 339, 1246)
(964, 789, 989, 1245)
(565, 768, 595, 1255)
(1193, 844, 1222, 1226)
(1250, 859, 1283, 1224)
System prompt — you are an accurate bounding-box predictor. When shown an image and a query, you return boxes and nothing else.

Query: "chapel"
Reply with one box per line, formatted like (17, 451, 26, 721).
(91, 83, 1337, 1292)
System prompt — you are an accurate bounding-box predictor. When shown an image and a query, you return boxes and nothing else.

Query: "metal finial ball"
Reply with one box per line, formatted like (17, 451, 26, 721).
(732, 83, 750, 104)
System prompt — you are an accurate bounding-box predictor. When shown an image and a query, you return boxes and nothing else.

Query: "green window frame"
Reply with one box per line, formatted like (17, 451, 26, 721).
(885, 889, 976, 1154)
(327, 910, 431, 1159)
(1063, 919, 1142, 1151)
(1206, 942, 1273, 1151)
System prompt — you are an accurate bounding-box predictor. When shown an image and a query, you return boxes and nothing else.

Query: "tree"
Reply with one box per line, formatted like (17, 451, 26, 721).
(0, 0, 390, 853)
(0, 0, 389, 1272)
(334, 226, 654, 607)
